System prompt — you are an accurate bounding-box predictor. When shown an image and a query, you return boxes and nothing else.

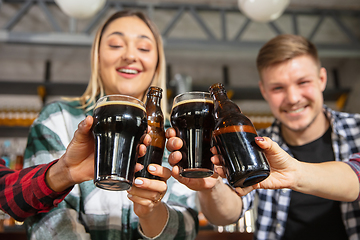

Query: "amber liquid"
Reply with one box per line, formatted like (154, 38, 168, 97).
(213, 125, 270, 188)
(136, 145, 164, 179)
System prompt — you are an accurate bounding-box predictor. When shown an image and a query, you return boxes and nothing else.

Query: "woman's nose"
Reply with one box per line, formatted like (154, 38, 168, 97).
(122, 46, 136, 63)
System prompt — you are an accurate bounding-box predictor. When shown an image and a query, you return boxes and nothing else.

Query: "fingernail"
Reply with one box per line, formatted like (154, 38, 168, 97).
(255, 137, 265, 141)
(127, 193, 132, 198)
(148, 165, 156, 172)
(134, 179, 143, 185)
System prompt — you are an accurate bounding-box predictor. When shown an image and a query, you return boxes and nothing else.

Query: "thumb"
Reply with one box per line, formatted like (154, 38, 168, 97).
(255, 136, 283, 158)
(74, 116, 94, 142)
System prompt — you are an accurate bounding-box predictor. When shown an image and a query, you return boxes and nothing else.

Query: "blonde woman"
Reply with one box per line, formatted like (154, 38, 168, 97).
(24, 10, 197, 240)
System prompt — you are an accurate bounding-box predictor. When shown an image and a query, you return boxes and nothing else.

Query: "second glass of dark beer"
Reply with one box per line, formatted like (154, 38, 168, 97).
(170, 92, 215, 178)
(92, 95, 147, 191)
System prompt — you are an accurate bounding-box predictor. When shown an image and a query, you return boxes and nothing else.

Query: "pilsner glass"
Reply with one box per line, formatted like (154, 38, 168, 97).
(170, 92, 215, 178)
(92, 94, 147, 191)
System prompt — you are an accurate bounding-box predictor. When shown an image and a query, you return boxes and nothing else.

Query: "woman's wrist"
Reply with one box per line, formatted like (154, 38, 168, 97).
(139, 202, 169, 238)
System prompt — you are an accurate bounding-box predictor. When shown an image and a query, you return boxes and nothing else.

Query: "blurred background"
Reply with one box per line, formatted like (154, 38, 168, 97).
(0, 0, 359, 238)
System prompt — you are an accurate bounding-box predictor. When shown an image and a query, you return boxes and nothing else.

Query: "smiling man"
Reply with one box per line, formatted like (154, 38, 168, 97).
(250, 34, 360, 240)
(165, 34, 360, 240)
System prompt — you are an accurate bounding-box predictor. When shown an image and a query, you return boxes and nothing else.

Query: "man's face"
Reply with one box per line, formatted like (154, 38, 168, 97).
(259, 55, 327, 133)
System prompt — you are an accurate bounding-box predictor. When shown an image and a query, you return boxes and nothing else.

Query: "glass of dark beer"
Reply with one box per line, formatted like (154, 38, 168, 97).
(92, 95, 147, 191)
(170, 92, 215, 178)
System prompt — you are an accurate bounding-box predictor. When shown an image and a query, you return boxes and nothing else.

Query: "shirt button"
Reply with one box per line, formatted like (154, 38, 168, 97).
(276, 223, 282, 232)
(282, 189, 289, 193)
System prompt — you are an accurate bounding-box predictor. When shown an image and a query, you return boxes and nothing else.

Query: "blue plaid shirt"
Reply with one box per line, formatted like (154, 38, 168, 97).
(242, 105, 360, 240)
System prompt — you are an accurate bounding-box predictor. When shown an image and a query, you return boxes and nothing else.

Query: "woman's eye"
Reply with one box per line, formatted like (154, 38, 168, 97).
(109, 45, 121, 48)
(139, 48, 150, 52)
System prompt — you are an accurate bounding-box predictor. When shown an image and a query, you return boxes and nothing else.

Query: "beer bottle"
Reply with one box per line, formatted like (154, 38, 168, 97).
(135, 87, 166, 180)
(209, 83, 270, 188)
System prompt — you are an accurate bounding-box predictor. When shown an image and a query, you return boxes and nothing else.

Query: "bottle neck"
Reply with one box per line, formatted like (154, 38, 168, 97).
(212, 90, 242, 119)
(211, 90, 229, 102)
(147, 95, 162, 106)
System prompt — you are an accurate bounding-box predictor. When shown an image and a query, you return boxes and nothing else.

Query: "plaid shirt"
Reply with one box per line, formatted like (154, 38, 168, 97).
(0, 159, 70, 221)
(348, 154, 360, 201)
(23, 100, 198, 240)
(242, 105, 360, 240)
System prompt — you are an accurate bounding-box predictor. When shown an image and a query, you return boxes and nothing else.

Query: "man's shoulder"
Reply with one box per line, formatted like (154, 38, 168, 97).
(328, 108, 360, 129)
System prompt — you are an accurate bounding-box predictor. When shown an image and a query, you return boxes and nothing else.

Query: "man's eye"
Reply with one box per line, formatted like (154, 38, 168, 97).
(299, 81, 309, 85)
(272, 87, 283, 91)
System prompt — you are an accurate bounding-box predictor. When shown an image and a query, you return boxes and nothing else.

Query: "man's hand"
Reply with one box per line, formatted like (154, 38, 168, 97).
(46, 116, 150, 192)
(165, 127, 220, 191)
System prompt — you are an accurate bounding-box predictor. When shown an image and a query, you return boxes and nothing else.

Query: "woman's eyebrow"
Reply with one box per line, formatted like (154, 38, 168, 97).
(107, 31, 124, 37)
(107, 31, 153, 42)
(138, 34, 152, 42)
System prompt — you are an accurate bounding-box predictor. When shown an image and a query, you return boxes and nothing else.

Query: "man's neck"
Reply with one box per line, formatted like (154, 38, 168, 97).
(281, 113, 330, 146)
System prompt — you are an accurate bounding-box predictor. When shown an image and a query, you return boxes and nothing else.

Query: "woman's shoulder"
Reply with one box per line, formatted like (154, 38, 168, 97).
(38, 100, 86, 118)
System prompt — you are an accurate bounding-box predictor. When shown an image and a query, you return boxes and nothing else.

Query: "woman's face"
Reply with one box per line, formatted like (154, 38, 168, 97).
(99, 16, 158, 99)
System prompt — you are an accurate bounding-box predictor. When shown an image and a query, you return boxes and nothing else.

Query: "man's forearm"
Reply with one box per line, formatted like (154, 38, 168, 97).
(197, 177, 243, 225)
(293, 161, 359, 202)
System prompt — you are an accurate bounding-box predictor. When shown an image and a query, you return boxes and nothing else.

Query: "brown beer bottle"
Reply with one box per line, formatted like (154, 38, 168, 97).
(209, 83, 270, 188)
(135, 87, 166, 180)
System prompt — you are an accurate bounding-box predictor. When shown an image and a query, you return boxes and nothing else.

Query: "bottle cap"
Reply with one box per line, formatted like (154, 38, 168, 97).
(209, 83, 226, 96)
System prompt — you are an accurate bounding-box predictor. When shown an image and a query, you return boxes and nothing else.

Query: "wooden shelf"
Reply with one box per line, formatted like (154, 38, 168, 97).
(0, 126, 30, 138)
(195, 230, 253, 240)
(0, 81, 350, 101)
(0, 81, 86, 96)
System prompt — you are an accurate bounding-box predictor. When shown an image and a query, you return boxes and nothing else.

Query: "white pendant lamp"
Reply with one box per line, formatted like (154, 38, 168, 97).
(54, 0, 106, 19)
(238, 0, 290, 23)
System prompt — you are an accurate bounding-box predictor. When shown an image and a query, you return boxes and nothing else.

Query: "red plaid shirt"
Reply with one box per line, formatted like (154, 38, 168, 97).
(0, 158, 72, 221)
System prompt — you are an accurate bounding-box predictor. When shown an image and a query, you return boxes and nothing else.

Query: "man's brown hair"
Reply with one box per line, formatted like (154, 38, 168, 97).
(256, 34, 320, 79)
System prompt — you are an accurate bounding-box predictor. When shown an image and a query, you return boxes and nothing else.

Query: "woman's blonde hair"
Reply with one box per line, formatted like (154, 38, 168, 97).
(256, 34, 321, 80)
(71, 10, 167, 114)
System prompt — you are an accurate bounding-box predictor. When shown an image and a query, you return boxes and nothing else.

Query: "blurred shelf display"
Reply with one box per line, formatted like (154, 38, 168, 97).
(192, 84, 350, 101)
(246, 114, 274, 130)
(0, 108, 39, 127)
(0, 81, 350, 101)
(0, 81, 86, 97)
(0, 139, 26, 234)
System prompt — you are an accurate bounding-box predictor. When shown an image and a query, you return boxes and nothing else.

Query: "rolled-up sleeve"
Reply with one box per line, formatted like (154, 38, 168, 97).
(0, 159, 72, 221)
(346, 153, 360, 201)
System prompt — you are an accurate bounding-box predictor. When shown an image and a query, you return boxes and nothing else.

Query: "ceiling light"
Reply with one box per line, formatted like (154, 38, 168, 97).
(54, 0, 106, 19)
(238, 0, 290, 23)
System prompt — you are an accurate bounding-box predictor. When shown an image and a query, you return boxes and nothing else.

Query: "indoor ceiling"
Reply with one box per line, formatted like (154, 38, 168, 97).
(0, 0, 359, 59)
(133, 0, 360, 10)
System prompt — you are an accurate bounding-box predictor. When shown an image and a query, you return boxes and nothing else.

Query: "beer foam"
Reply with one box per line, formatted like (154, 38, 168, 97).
(95, 100, 146, 112)
(172, 99, 214, 109)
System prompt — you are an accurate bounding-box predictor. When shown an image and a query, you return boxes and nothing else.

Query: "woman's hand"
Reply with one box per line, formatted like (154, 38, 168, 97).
(127, 164, 171, 237)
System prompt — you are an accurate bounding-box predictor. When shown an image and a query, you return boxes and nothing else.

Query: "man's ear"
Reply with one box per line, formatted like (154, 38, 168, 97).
(259, 80, 268, 101)
(319, 67, 327, 92)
